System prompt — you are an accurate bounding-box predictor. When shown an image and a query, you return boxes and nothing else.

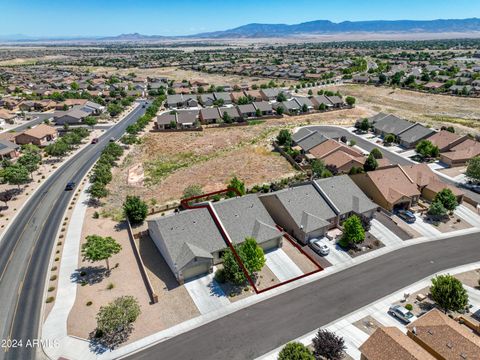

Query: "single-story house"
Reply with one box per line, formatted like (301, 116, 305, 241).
(213, 92, 232, 105)
(293, 97, 314, 112)
(360, 327, 435, 360)
(244, 90, 263, 101)
(14, 124, 57, 146)
(237, 104, 257, 118)
(260, 88, 283, 101)
(198, 94, 215, 107)
(0, 139, 20, 160)
(373, 114, 414, 138)
(0, 109, 17, 124)
(397, 123, 436, 148)
(440, 138, 480, 167)
(292, 129, 329, 153)
(177, 110, 199, 128)
(148, 194, 283, 283)
(253, 101, 273, 116)
(199, 108, 221, 124)
(311, 95, 333, 109)
(219, 106, 242, 122)
(326, 95, 344, 108)
(351, 165, 421, 211)
(156, 112, 177, 130)
(274, 100, 300, 115)
(425, 130, 469, 152)
(166, 94, 198, 108)
(406, 309, 480, 359)
(54, 107, 90, 125)
(309, 139, 365, 173)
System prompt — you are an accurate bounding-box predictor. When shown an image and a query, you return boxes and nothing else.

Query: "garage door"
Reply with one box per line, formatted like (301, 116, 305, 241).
(182, 262, 211, 281)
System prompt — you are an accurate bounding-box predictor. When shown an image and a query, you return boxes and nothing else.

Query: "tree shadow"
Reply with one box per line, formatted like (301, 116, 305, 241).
(71, 266, 110, 285)
(207, 279, 229, 298)
(88, 325, 134, 354)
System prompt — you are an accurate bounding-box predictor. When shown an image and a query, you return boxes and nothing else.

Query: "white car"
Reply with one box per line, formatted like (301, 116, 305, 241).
(309, 238, 330, 256)
(389, 305, 418, 324)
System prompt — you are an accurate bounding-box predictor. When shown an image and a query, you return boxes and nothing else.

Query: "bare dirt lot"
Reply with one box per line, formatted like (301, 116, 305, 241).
(103, 107, 369, 217)
(329, 84, 480, 133)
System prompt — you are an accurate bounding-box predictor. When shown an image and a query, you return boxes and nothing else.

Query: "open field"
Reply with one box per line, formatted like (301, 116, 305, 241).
(102, 107, 370, 218)
(327, 84, 480, 133)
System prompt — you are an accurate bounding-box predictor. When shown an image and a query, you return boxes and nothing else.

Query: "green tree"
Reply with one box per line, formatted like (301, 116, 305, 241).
(84, 116, 98, 129)
(276, 129, 292, 147)
(466, 156, 480, 182)
(301, 104, 308, 113)
(356, 118, 369, 132)
(276, 106, 285, 115)
(416, 140, 439, 158)
(363, 153, 378, 172)
(311, 159, 332, 178)
(1, 164, 30, 188)
(383, 133, 396, 145)
(434, 188, 458, 211)
(222, 237, 266, 285)
(45, 140, 69, 157)
(91, 163, 113, 185)
(255, 108, 262, 117)
(123, 195, 148, 224)
(88, 181, 108, 200)
(276, 92, 287, 102)
(428, 200, 447, 218)
(82, 235, 122, 270)
(226, 176, 245, 198)
(18, 151, 41, 177)
(318, 103, 327, 111)
(345, 96, 356, 106)
(340, 215, 365, 247)
(430, 274, 468, 313)
(96, 296, 141, 337)
(278, 342, 314, 360)
(370, 148, 383, 159)
(222, 111, 232, 124)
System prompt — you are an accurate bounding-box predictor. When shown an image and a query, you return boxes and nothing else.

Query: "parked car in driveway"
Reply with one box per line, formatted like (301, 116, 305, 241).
(309, 238, 330, 256)
(388, 305, 417, 324)
(397, 210, 416, 223)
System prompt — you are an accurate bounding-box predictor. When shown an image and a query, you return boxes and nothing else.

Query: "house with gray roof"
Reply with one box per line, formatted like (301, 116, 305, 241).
(53, 107, 90, 125)
(293, 96, 314, 111)
(311, 95, 333, 109)
(326, 95, 344, 108)
(260, 88, 282, 101)
(219, 106, 242, 122)
(260, 184, 337, 244)
(373, 114, 414, 137)
(148, 194, 283, 283)
(213, 92, 232, 105)
(0, 139, 20, 160)
(199, 108, 221, 124)
(292, 129, 328, 153)
(237, 104, 257, 118)
(397, 123, 436, 149)
(253, 101, 273, 116)
(198, 93, 215, 107)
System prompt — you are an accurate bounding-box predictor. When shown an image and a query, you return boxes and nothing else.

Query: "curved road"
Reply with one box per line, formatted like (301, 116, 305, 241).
(0, 101, 147, 360)
(128, 232, 480, 360)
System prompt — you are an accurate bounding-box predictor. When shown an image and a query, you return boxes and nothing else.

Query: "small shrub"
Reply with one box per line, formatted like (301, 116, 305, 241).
(50, 275, 57, 281)
(405, 303, 413, 311)
(86, 301, 93, 306)
(46, 296, 55, 303)
(80, 271, 87, 276)
(57, 241, 62, 246)
(48, 286, 55, 292)
(214, 268, 226, 283)
(51, 266, 57, 271)
(93, 211, 99, 219)
(107, 283, 115, 290)
(55, 257, 59, 261)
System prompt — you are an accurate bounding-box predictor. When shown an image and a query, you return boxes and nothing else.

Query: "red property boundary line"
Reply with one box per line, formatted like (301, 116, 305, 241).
(181, 189, 323, 294)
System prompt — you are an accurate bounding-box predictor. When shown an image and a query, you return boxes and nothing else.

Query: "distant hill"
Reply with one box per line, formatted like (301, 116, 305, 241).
(191, 18, 480, 38)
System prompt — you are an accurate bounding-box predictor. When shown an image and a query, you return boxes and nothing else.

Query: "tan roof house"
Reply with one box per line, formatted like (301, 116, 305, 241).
(360, 327, 435, 360)
(426, 130, 468, 152)
(309, 139, 365, 173)
(14, 124, 58, 147)
(406, 309, 480, 360)
(440, 138, 480, 167)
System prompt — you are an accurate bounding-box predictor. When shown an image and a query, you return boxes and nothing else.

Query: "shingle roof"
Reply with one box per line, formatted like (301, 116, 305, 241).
(295, 131, 329, 152)
(213, 195, 282, 245)
(398, 123, 435, 144)
(360, 327, 435, 360)
(147, 208, 225, 271)
(315, 175, 378, 215)
(253, 101, 272, 112)
(426, 130, 466, 151)
(273, 184, 336, 232)
(200, 108, 221, 120)
(237, 104, 256, 114)
(374, 115, 414, 135)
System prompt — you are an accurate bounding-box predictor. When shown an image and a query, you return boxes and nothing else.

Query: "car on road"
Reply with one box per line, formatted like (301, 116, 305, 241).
(388, 305, 417, 324)
(397, 210, 416, 223)
(309, 238, 330, 256)
(65, 181, 76, 191)
(109, 137, 116, 142)
(91, 138, 98, 144)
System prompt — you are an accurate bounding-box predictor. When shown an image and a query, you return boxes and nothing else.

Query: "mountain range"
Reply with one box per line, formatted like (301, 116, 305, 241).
(3, 18, 480, 42)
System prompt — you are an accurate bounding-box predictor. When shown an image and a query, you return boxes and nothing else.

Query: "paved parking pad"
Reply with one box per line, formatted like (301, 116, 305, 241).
(455, 205, 480, 227)
(369, 219, 404, 247)
(184, 271, 230, 315)
(265, 248, 303, 282)
(315, 238, 352, 266)
(408, 214, 442, 237)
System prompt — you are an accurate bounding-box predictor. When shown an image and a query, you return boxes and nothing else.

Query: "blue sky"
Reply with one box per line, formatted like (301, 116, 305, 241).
(1, 0, 479, 37)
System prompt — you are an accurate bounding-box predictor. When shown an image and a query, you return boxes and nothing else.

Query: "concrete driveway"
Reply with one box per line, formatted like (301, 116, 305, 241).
(265, 248, 303, 282)
(408, 214, 442, 237)
(455, 204, 480, 227)
(184, 270, 230, 315)
(315, 238, 352, 266)
(369, 219, 404, 247)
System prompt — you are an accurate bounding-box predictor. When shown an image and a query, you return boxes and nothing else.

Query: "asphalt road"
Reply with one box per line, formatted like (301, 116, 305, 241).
(0, 101, 147, 360)
(128, 232, 480, 360)
(304, 126, 480, 203)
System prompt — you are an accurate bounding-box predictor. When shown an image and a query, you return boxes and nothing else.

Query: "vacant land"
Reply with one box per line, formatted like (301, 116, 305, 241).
(329, 84, 480, 133)
(103, 107, 369, 218)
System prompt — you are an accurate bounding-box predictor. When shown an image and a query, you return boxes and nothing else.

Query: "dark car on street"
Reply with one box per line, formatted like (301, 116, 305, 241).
(65, 181, 76, 191)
